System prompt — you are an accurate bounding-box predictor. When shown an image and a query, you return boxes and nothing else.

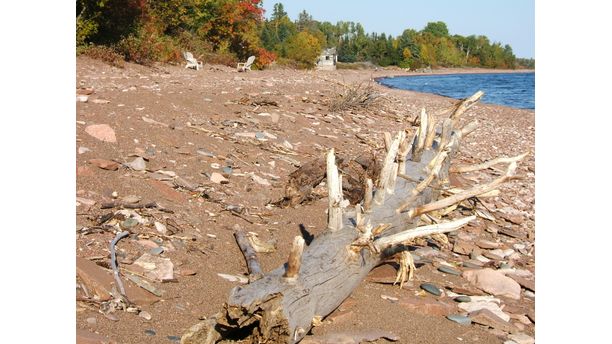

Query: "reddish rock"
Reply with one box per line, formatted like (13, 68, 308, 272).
(399, 295, 455, 317)
(85, 124, 117, 143)
(77, 88, 95, 95)
(210, 172, 229, 184)
(147, 179, 186, 203)
(452, 240, 478, 255)
(483, 250, 505, 261)
(450, 285, 486, 296)
(178, 268, 198, 276)
(89, 159, 119, 171)
(462, 268, 522, 300)
(327, 308, 354, 324)
(76, 329, 117, 344)
(475, 239, 501, 249)
(367, 263, 399, 284)
(137, 239, 160, 250)
(508, 275, 535, 292)
(76, 257, 160, 305)
(469, 309, 518, 333)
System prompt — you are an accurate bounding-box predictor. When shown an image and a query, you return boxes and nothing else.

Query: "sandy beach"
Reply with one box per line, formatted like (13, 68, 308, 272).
(76, 56, 534, 344)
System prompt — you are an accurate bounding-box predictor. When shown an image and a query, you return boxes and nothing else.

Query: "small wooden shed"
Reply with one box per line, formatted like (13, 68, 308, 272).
(316, 47, 338, 70)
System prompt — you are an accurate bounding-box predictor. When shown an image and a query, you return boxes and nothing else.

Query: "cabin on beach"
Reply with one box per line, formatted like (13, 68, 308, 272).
(316, 47, 338, 70)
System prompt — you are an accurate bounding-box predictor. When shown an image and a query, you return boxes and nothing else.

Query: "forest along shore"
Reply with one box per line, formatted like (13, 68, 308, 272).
(76, 56, 535, 344)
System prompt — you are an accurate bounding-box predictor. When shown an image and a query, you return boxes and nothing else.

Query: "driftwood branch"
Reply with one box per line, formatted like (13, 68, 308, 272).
(450, 152, 529, 173)
(403, 161, 521, 219)
(110, 231, 130, 299)
(182, 90, 523, 344)
(233, 230, 264, 282)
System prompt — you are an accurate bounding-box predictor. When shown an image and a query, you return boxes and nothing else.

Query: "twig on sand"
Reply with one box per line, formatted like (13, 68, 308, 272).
(110, 231, 130, 300)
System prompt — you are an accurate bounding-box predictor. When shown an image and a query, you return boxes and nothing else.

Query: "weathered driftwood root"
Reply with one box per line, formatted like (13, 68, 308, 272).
(182, 91, 523, 344)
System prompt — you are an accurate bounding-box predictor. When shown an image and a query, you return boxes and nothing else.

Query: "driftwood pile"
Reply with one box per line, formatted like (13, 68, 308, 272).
(182, 91, 526, 344)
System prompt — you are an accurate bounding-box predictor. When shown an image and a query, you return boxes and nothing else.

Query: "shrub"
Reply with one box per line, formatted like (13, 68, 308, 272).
(254, 47, 277, 69)
(77, 44, 125, 68)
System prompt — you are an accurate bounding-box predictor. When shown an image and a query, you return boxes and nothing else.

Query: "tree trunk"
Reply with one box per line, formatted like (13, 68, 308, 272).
(181, 92, 523, 344)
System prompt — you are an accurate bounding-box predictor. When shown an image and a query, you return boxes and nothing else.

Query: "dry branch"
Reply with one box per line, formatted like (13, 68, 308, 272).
(233, 230, 264, 282)
(403, 161, 520, 219)
(450, 152, 529, 173)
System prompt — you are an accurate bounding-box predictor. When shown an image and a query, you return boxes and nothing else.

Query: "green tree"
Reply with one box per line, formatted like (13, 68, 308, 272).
(285, 31, 323, 67)
(422, 21, 449, 38)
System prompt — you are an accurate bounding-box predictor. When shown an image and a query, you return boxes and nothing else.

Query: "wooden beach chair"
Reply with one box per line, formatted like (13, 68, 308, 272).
(237, 56, 256, 72)
(183, 51, 203, 70)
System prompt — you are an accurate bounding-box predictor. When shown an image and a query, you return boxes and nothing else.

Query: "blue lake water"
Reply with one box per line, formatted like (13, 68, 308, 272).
(377, 72, 535, 110)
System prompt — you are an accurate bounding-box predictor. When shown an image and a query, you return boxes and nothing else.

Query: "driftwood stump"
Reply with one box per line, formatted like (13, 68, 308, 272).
(182, 91, 525, 344)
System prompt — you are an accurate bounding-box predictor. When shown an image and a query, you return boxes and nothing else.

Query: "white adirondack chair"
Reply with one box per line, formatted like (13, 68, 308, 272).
(237, 56, 256, 72)
(183, 51, 203, 70)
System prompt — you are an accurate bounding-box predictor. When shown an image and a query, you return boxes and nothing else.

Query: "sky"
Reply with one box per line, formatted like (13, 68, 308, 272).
(261, 0, 535, 59)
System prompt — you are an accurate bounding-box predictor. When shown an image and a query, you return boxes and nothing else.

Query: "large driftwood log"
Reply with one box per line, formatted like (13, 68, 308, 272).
(182, 91, 525, 344)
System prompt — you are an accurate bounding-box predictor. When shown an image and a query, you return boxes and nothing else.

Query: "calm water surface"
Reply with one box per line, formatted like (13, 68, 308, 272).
(378, 72, 535, 110)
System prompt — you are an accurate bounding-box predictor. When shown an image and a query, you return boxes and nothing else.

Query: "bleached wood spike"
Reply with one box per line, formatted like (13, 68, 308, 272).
(397, 148, 449, 213)
(364, 178, 373, 213)
(375, 131, 405, 204)
(386, 162, 399, 194)
(424, 111, 437, 148)
(326, 149, 343, 232)
(355, 204, 364, 232)
(404, 162, 519, 218)
(412, 108, 428, 162)
(284, 236, 305, 280)
(437, 118, 453, 151)
(383, 132, 392, 152)
(450, 152, 529, 173)
(450, 91, 484, 122)
(375, 216, 475, 250)
(397, 130, 413, 173)
(460, 120, 479, 137)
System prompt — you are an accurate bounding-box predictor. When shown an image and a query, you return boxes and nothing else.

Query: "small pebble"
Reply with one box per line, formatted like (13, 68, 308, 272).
(144, 329, 156, 336)
(454, 296, 471, 303)
(139, 310, 152, 320)
(447, 314, 472, 325)
(197, 149, 215, 157)
(167, 335, 181, 342)
(86, 317, 97, 325)
(438, 265, 461, 276)
(222, 166, 233, 175)
(122, 218, 139, 228)
(149, 247, 164, 255)
(420, 283, 442, 296)
(111, 191, 118, 198)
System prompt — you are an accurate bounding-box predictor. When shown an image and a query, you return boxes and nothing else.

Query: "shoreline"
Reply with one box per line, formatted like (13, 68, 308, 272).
(362, 68, 535, 112)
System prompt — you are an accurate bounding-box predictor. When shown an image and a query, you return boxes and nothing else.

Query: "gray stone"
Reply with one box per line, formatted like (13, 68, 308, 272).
(122, 218, 139, 228)
(126, 157, 146, 171)
(454, 296, 471, 303)
(447, 314, 471, 325)
(145, 329, 156, 336)
(438, 265, 461, 276)
(149, 247, 164, 255)
(167, 335, 181, 343)
(420, 283, 442, 296)
(222, 166, 233, 176)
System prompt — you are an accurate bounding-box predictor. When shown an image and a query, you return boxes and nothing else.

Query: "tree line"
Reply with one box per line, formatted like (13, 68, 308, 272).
(77, 0, 533, 69)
